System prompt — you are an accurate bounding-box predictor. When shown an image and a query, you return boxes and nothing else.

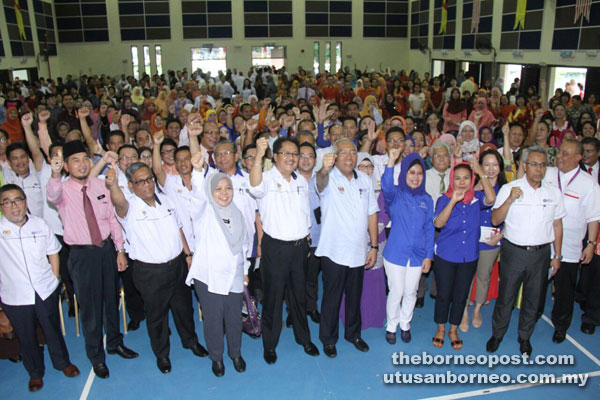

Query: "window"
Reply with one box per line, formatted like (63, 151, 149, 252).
(54, 0, 109, 43)
(306, 0, 352, 37)
(155, 45, 163, 76)
(334, 42, 342, 73)
(143, 46, 151, 76)
(410, 0, 429, 50)
(182, 0, 233, 39)
(313, 42, 320, 75)
(551, 67, 587, 99)
(244, 0, 293, 38)
(324, 42, 331, 73)
(191, 47, 227, 76)
(131, 46, 140, 80)
(251, 46, 286, 69)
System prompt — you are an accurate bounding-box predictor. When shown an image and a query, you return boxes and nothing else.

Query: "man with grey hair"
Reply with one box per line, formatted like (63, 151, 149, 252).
(487, 145, 566, 356)
(105, 161, 208, 374)
(316, 138, 379, 357)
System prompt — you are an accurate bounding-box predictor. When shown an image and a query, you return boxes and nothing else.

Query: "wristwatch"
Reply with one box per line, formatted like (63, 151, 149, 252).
(587, 240, 597, 246)
(370, 245, 379, 250)
(184, 252, 194, 258)
(553, 255, 563, 261)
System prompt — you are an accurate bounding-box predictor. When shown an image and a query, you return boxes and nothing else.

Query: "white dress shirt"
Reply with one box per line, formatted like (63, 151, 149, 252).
(117, 193, 183, 264)
(39, 162, 65, 236)
(425, 167, 450, 204)
(249, 166, 310, 241)
(584, 161, 599, 184)
(0, 215, 61, 306)
(315, 168, 379, 267)
(493, 177, 566, 246)
(2, 165, 43, 218)
(543, 167, 600, 263)
(161, 174, 200, 250)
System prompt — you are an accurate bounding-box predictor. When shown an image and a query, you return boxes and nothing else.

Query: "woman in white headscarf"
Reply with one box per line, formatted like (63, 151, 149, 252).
(187, 163, 249, 378)
(457, 121, 480, 162)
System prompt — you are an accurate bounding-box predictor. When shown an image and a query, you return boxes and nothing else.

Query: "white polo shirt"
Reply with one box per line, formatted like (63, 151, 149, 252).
(117, 193, 183, 264)
(2, 165, 43, 218)
(543, 166, 600, 263)
(249, 166, 310, 241)
(205, 166, 258, 258)
(493, 177, 566, 246)
(0, 215, 61, 306)
(161, 174, 199, 250)
(315, 167, 379, 267)
(39, 162, 65, 236)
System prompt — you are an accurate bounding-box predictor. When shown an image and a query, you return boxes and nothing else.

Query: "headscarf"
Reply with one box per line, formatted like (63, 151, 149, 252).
(131, 87, 145, 108)
(390, 116, 407, 134)
(142, 98, 156, 122)
(446, 88, 465, 114)
(398, 153, 426, 196)
(478, 125, 499, 147)
(444, 162, 475, 204)
(149, 113, 163, 134)
(207, 173, 245, 255)
(360, 95, 380, 117)
(468, 97, 495, 127)
(458, 120, 480, 161)
(0, 107, 23, 142)
(155, 91, 168, 118)
(357, 152, 378, 191)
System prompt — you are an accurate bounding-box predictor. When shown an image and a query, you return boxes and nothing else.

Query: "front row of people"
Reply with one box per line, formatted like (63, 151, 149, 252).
(1, 135, 598, 392)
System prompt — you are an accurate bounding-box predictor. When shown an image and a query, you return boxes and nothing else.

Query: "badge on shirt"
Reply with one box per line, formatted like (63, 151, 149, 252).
(2, 229, 11, 236)
(419, 202, 427, 209)
(277, 183, 282, 189)
(177, 189, 183, 194)
(142, 211, 147, 216)
(338, 186, 345, 193)
(543, 198, 553, 203)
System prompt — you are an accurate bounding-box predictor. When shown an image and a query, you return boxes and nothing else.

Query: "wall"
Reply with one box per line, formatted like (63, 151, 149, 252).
(54, 1, 411, 78)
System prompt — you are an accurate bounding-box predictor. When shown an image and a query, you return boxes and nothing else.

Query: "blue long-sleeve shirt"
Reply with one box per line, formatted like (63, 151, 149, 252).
(381, 166, 434, 266)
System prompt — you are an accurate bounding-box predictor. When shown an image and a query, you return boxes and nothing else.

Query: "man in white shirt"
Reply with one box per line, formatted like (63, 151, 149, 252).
(359, 127, 406, 185)
(3, 142, 43, 218)
(249, 136, 320, 364)
(487, 145, 566, 356)
(581, 137, 600, 184)
(105, 162, 207, 374)
(315, 140, 379, 357)
(0, 184, 80, 392)
(541, 140, 600, 343)
(297, 78, 316, 102)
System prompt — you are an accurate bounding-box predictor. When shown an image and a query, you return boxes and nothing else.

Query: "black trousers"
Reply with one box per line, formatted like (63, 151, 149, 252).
(261, 233, 311, 350)
(581, 253, 600, 325)
(56, 235, 74, 306)
(551, 261, 579, 332)
(68, 239, 123, 365)
(319, 257, 364, 345)
(492, 241, 550, 340)
(121, 254, 145, 323)
(305, 247, 322, 313)
(194, 280, 242, 362)
(132, 254, 197, 359)
(1, 287, 70, 379)
(433, 256, 477, 325)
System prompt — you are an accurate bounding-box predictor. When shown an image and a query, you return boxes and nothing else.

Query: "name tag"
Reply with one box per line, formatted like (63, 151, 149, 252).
(97, 194, 106, 200)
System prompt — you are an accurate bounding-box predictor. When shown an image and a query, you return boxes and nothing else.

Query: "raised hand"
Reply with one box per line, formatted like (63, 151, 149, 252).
(246, 118, 258, 133)
(282, 114, 295, 129)
(470, 157, 485, 177)
(104, 163, 118, 188)
(191, 151, 205, 171)
(77, 106, 90, 119)
(21, 112, 33, 127)
(508, 186, 523, 202)
(102, 151, 118, 164)
(451, 189, 465, 203)
(153, 130, 165, 145)
(321, 153, 336, 173)
(256, 136, 268, 159)
(367, 120, 378, 141)
(186, 120, 203, 137)
(38, 109, 50, 123)
(50, 155, 63, 177)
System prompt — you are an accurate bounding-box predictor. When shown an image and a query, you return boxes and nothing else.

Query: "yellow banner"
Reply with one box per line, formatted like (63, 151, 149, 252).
(513, 0, 527, 30)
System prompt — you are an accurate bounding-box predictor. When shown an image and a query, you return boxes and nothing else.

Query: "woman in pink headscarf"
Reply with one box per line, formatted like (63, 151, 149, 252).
(468, 97, 495, 130)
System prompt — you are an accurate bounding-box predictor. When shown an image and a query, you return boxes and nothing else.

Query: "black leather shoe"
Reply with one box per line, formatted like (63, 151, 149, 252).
(351, 338, 369, 352)
(264, 349, 277, 365)
(307, 309, 321, 323)
(232, 356, 246, 373)
(303, 342, 320, 356)
(157, 357, 171, 374)
(486, 336, 502, 353)
(28, 378, 43, 392)
(212, 360, 225, 377)
(552, 330, 566, 343)
(415, 297, 424, 308)
(285, 315, 293, 327)
(581, 322, 596, 334)
(8, 355, 21, 363)
(189, 342, 209, 357)
(127, 320, 141, 331)
(323, 344, 337, 358)
(518, 338, 532, 356)
(107, 344, 138, 359)
(93, 363, 109, 379)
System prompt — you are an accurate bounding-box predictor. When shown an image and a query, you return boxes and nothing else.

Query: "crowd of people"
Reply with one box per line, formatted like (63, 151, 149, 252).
(0, 65, 599, 392)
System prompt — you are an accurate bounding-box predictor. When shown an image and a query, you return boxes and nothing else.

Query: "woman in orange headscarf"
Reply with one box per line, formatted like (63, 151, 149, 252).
(149, 113, 166, 134)
(155, 90, 168, 118)
(0, 107, 23, 142)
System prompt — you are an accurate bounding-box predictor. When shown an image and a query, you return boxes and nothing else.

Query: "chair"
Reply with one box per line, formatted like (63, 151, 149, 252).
(71, 283, 127, 336)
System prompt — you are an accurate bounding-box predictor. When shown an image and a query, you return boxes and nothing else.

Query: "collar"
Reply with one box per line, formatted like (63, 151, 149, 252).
(1, 214, 29, 231)
(559, 167, 578, 181)
(273, 166, 297, 181)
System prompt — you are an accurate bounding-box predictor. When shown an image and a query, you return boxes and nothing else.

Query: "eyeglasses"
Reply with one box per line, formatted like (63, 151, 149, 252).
(140, 155, 152, 161)
(0, 197, 25, 207)
(299, 153, 315, 159)
(132, 177, 154, 187)
(358, 165, 374, 171)
(204, 130, 219, 136)
(214, 151, 234, 158)
(387, 139, 405, 144)
(277, 152, 299, 158)
(525, 161, 547, 169)
(243, 155, 256, 161)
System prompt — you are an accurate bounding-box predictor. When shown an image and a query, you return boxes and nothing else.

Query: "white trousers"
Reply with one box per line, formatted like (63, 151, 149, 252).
(384, 258, 423, 332)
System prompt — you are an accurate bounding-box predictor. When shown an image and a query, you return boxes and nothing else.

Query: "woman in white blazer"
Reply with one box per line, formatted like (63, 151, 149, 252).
(186, 154, 249, 378)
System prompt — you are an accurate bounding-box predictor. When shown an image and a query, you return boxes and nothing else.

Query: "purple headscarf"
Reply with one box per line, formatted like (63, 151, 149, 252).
(398, 152, 427, 196)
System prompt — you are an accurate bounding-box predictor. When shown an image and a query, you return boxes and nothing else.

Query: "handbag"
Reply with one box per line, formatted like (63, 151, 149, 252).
(0, 306, 16, 340)
(242, 286, 262, 338)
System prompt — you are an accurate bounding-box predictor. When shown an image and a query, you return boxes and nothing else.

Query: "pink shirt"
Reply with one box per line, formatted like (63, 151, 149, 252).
(46, 176, 124, 250)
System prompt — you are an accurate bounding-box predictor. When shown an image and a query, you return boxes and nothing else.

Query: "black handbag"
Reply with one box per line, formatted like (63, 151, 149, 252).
(242, 287, 261, 338)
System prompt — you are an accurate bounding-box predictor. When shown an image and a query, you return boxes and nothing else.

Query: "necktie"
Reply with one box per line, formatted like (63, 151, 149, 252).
(208, 151, 216, 168)
(82, 186, 103, 246)
(439, 173, 446, 193)
(588, 167, 593, 174)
